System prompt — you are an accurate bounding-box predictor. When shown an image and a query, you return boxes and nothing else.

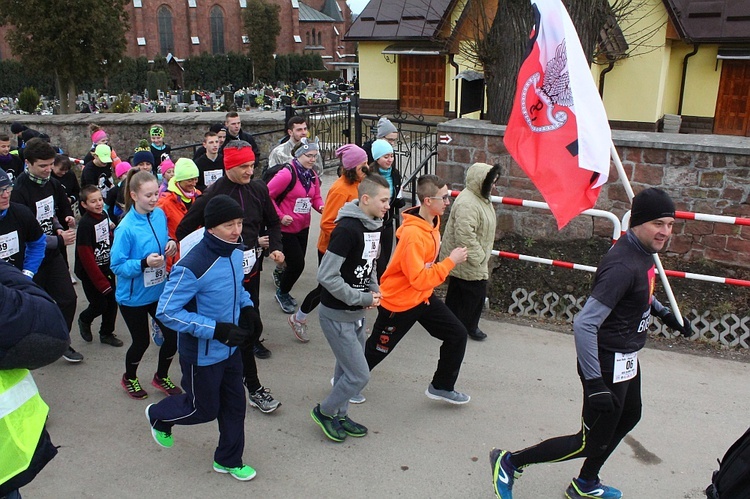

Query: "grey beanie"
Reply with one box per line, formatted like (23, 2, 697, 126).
(376, 117, 397, 138)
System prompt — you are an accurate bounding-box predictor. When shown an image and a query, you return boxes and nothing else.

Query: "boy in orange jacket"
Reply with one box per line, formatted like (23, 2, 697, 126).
(364, 174, 470, 404)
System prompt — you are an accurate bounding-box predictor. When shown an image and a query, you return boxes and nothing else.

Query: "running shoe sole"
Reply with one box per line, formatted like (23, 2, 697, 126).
(213, 463, 257, 481)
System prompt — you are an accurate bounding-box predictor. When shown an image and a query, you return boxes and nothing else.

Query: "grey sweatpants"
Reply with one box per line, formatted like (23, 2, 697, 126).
(319, 304, 370, 416)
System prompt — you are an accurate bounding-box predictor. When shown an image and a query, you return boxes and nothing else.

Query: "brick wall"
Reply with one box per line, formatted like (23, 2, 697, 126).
(437, 119, 750, 268)
(0, 0, 354, 65)
(680, 116, 715, 134)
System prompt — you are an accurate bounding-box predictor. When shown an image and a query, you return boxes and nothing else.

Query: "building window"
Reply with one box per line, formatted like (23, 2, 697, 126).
(157, 6, 174, 56)
(318, 32, 322, 46)
(210, 6, 225, 54)
(306, 32, 310, 45)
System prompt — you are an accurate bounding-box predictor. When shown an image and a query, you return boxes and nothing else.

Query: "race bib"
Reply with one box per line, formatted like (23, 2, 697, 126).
(143, 264, 167, 287)
(0, 231, 20, 260)
(293, 197, 311, 214)
(94, 219, 110, 244)
(242, 249, 256, 275)
(35, 195, 54, 224)
(362, 232, 381, 260)
(204, 169, 223, 186)
(613, 351, 638, 383)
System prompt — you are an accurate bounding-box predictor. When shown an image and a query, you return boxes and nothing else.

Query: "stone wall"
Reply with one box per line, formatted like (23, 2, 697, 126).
(0, 111, 287, 163)
(437, 119, 750, 267)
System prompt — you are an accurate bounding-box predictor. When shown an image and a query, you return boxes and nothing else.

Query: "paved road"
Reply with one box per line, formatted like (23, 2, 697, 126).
(23, 170, 750, 498)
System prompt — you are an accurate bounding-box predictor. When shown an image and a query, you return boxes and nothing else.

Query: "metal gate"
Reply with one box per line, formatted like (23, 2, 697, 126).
(285, 102, 352, 169)
(355, 111, 439, 186)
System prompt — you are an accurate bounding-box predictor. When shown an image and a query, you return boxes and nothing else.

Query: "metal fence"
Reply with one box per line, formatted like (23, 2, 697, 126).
(355, 111, 439, 187)
(285, 102, 353, 169)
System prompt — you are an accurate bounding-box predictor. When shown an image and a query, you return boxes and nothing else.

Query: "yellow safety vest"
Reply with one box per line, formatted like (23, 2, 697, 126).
(0, 369, 49, 485)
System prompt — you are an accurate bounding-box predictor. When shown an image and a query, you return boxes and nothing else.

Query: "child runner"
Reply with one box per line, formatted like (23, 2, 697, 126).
(75, 185, 123, 347)
(149, 125, 171, 175)
(368, 139, 405, 280)
(157, 157, 175, 197)
(289, 144, 369, 343)
(110, 170, 181, 399)
(132, 140, 156, 173)
(147, 195, 260, 481)
(311, 175, 390, 442)
(105, 161, 132, 225)
(363, 175, 470, 404)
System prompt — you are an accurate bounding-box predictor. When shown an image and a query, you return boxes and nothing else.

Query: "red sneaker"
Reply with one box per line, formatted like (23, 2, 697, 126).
(151, 374, 182, 396)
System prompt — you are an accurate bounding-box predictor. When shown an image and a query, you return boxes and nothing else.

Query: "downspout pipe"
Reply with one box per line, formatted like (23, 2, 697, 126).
(598, 60, 616, 98)
(449, 54, 459, 118)
(678, 44, 699, 115)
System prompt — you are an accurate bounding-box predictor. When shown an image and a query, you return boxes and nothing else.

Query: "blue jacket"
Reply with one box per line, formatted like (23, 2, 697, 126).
(156, 232, 253, 366)
(110, 207, 170, 307)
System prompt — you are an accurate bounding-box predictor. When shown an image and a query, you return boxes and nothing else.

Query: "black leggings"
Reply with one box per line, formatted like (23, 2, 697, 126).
(119, 302, 178, 380)
(299, 251, 325, 314)
(510, 363, 643, 481)
(279, 228, 309, 295)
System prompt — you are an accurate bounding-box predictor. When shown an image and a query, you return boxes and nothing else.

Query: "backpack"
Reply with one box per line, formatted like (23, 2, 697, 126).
(261, 163, 297, 204)
(706, 427, 750, 499)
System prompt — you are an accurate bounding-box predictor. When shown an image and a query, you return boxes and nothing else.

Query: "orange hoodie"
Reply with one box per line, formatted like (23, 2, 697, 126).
(379, 206, 456, 312)
(317, 175, 360, 254)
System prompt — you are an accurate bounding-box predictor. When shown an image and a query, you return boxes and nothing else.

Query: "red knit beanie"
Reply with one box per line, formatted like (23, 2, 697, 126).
(223, 141, 256, 170)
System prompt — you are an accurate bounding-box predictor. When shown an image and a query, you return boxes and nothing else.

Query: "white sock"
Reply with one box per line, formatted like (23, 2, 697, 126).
(295, 310, 307, 323)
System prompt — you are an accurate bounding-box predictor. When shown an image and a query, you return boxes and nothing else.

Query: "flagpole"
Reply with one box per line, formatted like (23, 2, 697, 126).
(610, 141, 685, 327)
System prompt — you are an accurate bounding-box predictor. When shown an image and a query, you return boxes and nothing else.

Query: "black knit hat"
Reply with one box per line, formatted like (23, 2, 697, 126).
(209, 123, 227, 134)
(10, 122, 27, 134)
(631, 188, 675, 227)
(204, 194, 244, 228)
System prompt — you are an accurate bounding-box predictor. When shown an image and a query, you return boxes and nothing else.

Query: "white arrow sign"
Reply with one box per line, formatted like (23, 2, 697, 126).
(439, 134, 452, 144)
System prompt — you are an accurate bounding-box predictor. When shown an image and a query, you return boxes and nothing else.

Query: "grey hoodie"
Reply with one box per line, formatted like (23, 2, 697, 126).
(317, 200, 383, 321)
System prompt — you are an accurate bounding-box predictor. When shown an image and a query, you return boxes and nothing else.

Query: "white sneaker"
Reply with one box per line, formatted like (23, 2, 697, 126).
(330, 377, 366, 404)
(288, 315, 309, 343)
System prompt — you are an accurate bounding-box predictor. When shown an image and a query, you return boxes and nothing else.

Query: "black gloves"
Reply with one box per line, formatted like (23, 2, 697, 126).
(213, 322, 250, 347)
(662, 313, 692, 338)
(239, 306, 263, 338)
(584, 377, 619, 413)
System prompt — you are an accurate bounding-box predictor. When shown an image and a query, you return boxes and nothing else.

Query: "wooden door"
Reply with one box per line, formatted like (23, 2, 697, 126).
(399, 55, 445, 116)
(714, 60, 750, 136)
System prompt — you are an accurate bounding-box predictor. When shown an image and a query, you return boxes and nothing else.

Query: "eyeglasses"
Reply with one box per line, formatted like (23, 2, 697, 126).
(429, 195, 451, 202)
(303, 153, 319, 160)
(0, 186, 12, 195)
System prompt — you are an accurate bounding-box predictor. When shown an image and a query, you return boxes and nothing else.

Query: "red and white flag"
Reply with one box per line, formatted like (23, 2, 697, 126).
(503, 0, 611, 229)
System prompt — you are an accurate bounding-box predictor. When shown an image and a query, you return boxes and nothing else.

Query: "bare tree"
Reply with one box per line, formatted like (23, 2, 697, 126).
(460, 0, 665, 124)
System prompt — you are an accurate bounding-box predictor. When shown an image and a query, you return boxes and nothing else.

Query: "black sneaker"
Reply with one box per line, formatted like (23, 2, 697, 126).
(62, 346, 84, 363)
(78, 317, 93, 342)
(311, 404, 347, 442)
(100, 334, 124, 347)
(253, 339, 271, 359)
(468, 328, 487, 341)
(338, 415, 368, 437)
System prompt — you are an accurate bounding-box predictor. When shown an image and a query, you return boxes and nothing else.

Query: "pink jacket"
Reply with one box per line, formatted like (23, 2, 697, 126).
(266, 166, 324, 234)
